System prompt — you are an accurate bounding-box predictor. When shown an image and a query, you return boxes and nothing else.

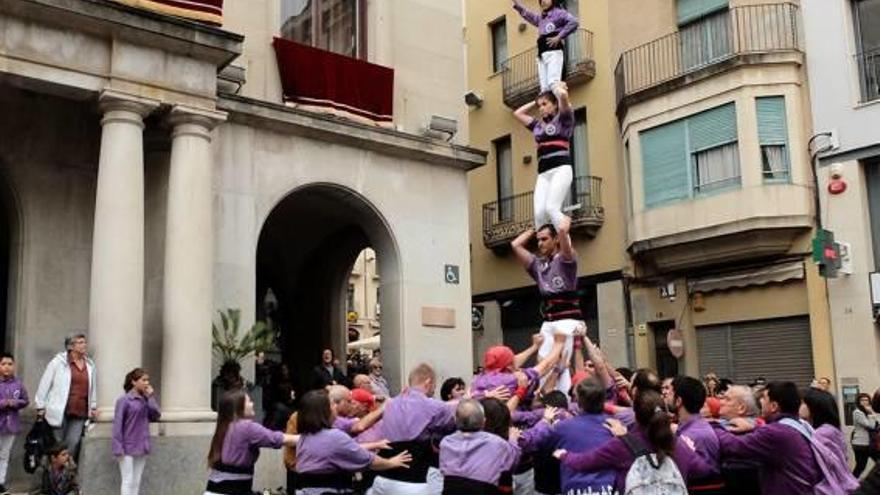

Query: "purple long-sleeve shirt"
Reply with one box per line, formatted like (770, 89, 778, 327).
(380, 387, 455, 442)
(111, 392, 161, 456)
(512, 2, 579, 52)
(207, 420, 285, 483)
(675, 415, 721, 476)
(472, 367, 539, 398)
(712, 414, 822, 495)
(440, 430, 520, 485)
(519, 413, 617, 494)
(561, 428, 713, 493)
(0, 376, 28, 435)
(296, 428, 374, 474)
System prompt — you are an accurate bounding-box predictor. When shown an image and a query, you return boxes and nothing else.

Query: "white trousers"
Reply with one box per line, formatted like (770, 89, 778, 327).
(0, 434, 14, 485)
(537, 50, 565, 93)
(538, 318, 581, 394)
(513, 468, 535, 495)
(369, 468, 442, 495)
(119, 455, 147, 495)
(534, 165, 573, 229)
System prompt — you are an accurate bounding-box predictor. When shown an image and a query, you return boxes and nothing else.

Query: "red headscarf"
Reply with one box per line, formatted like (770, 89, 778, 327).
(351, 388, 376, 410)
(483, 346, 515, 372)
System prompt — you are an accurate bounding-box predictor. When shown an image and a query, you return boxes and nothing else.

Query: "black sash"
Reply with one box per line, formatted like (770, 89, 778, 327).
(443, 475, 500, 495)
(376, 440, 434, 483)
(205, 462, 255, 494)
(540, 290, 582, 322)
(297, 471, 355, 492)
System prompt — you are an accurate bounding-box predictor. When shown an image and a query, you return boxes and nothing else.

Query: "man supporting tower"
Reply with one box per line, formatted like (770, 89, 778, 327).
(511, 217, 580, 393)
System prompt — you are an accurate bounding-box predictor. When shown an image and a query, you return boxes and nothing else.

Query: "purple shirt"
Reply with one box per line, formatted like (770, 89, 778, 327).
(440, 431, 520, 485)
(713, 415, 822, 495)
(296, 428, 374, 474)
(209, 419, 284, 483)
(520, 413, 616, 493)
(380, 387, 455, 442)
(111, 392, 161, 456)
(562, 428, 713, 493)
(814, 424, 849, 467)
(0, 376, 28, 435)
(333, 415, 357, 435)
(512, 2, 579, 50)
(471, 367, 539, 397)
(676, 415, 721, 475)
(355, 419, 384, 444)
(527, 253, 578, 296)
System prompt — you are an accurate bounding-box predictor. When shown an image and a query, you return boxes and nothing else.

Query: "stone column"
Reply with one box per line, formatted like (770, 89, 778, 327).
(161, 105, 226, 422)
(90, 90, 158, 419)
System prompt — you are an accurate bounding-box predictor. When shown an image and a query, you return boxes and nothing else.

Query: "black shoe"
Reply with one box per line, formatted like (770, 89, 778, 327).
(0, 483, 9, 495)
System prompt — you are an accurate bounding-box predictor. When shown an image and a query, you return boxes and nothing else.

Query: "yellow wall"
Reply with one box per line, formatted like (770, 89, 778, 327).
(465, 0, 626, 296)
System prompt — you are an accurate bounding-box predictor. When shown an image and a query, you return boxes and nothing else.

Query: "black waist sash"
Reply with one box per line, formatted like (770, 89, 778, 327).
(205, 463, 255, 495)
(540, 290, 582, 321)
(538, 34, 565, 54)
(297, 471, 355, 492)
(376, 440, 435, 484)
(443, 475, 500, 495)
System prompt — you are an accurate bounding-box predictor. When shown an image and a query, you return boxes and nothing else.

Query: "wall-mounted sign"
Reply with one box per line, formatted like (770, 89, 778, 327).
(445, 265, 460, 284)
(667, 328, 685, 359)
(472, 305, 484, 331)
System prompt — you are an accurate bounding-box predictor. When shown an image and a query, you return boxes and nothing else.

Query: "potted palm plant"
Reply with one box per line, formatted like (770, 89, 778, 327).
(211, 308, 275, 410)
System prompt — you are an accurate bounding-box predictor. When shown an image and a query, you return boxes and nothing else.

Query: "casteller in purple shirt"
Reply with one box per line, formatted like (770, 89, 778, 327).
(512, 1, 579, 54)
(380, 386, 455, 442)
(207, 420, 285, 484)
(561, 428, 713, 493)
(440, 430, 520, 485)
(0, 375, 28, 435)
(111, 391, 161, 457)
(675, 415, 721, 476)
(712, 414, 822, 495)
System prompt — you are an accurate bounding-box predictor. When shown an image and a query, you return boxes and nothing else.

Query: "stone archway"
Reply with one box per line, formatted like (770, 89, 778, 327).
(256, 183, 401, 396)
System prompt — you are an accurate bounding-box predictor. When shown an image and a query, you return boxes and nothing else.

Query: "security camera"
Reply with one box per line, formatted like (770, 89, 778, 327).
(464, 91, 484, 108)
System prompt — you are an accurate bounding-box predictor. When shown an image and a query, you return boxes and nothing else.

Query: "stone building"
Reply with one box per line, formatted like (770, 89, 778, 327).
(0, 0, 483, 491)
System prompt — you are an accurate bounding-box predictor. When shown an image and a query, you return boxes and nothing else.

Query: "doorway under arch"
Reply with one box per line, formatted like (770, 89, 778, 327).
(255, 183, 401, 397)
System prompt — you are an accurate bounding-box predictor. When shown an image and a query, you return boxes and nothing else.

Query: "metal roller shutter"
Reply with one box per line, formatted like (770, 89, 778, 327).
(697, 316, 814, 387)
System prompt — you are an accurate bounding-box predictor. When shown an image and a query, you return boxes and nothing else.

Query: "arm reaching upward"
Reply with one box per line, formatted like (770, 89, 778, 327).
(513, 101, 537, 128)
(533, 333, 566, 378)
(514, 333, 543, 369)
(556, 216, 574, 261)
(511, 228, 536, 270)
(512, 1, 541, 27)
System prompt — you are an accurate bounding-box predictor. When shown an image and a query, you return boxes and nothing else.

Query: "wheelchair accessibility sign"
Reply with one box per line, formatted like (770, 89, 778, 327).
(444, 265, 460, 284)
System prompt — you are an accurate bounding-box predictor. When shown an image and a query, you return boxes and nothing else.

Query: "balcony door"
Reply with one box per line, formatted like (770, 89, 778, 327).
(495, 137, 514, 222)
(680, 9, 732, 72)
(280, 0, 366, 59)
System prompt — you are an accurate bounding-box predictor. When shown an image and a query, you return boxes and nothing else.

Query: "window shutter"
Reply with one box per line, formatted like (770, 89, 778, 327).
(641, 120, 689, 207)
(756, 96, 789, 145)
(688, 103, 737, 152)
(677, 0, 729, 25)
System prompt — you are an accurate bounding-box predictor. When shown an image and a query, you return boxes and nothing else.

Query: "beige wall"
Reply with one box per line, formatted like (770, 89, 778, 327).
(348, 247, 381, 338)
(465, 0, 626, 296)
(223, 0, 469, 143)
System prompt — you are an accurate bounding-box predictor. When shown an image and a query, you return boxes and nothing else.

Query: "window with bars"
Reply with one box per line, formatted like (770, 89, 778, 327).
(280, 0, 366, 59)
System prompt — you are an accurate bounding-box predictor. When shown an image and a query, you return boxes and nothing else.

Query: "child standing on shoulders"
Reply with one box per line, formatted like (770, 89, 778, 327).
(0, 352, 29, 495)
(512, 0, 579, 93)
(29, 442, 79, 495)
(112, 368, 161, 495)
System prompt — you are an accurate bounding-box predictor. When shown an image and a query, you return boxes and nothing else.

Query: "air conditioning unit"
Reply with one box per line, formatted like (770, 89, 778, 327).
(870, 272, 880, 320)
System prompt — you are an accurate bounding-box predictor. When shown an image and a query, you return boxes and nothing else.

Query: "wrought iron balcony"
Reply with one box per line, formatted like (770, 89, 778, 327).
(857, 47, 880, 103)
(501, 29, 596, 109)
(482, 176, 604, 250)
(615, 2, 801, 114)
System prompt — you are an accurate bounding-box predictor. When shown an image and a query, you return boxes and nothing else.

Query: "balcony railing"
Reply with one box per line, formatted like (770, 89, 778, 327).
(501, 29, 596, 109)
(482, 176, 604, 250)
(615, 2, 801, 110)
(857, 47, 880, 103)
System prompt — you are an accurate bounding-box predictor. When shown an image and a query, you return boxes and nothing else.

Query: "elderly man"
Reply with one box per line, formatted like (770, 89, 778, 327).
(371, 363, 456, 495)
(368, 358, 390, 399)
(439, 399, 521, 494)
(717, 385, 762, 494)
(35, 333, 97, 461)
(353, 374, 373, 393)
(327, 385, 383, 438)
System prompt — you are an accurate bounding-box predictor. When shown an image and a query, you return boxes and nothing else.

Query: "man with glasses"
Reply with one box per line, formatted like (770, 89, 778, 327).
(368, 358, 390, 399)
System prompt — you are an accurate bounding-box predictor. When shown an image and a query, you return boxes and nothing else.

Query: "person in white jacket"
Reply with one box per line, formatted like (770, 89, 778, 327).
(34, 333, 97, 461)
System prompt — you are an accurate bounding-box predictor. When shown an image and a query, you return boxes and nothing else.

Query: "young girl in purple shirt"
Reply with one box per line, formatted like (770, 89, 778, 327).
(512, 0, 579, 93)
(112, 368, 161, 495)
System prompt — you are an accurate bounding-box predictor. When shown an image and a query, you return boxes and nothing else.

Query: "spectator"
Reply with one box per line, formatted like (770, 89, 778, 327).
(800, 387, 858, 489)
(310, 349, 347, 391)
(29, 442, 79, 495)
(368, 359, 390, 399)
(34, 333, 96, 461)
(852, 392, 879, 478)
(264, 364, 296, 431)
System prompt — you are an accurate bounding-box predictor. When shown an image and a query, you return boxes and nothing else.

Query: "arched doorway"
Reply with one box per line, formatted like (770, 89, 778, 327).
(256, 184, 400, 397)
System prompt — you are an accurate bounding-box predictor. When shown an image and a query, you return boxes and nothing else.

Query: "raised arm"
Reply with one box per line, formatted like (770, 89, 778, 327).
(584, 336, 613, 388)
(514, 333, 543, 369)
(513, 101, 537, 128)
(557, 216, 574, 261)
(555, 82, 572, 115)
(511, 228, 536, 270)
(533, 333, 566, 377)
(512, 0, 541, 27)
(350, 403, 384, 435)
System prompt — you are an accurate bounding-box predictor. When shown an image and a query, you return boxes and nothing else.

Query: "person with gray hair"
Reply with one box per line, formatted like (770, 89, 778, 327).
(439, 399, 521, 493)
(716, 384, 761, 494)
(34, 332, 97, 461)
(368, 358, 390, 399)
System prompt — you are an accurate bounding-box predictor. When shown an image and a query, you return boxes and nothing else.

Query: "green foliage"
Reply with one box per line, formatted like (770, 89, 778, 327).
(211, 308, 275, 364)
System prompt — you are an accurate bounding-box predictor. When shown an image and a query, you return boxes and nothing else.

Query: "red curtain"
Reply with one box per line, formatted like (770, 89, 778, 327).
(273, 37, 394, 123)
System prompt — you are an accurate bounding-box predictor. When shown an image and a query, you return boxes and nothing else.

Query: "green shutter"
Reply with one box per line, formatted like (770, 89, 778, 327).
(757, 96, 789, 145)
(688, 103, 737, 152)
(677, 0, 728, 25)
(641, 120, 689, 208)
